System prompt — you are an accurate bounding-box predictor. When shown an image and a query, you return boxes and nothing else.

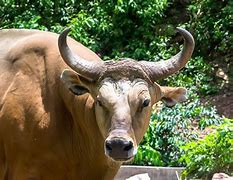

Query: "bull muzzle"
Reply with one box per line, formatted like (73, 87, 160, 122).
(104, 132, 137, 161)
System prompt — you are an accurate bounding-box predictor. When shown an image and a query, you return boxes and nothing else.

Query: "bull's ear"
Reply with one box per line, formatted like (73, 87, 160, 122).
(60, 69, 91, 96)
(160, 86, 187, 107)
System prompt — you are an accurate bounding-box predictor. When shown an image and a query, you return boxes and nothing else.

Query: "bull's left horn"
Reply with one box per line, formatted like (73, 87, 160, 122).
(139, 27, 195, 81)
(58, 28, 104, 80)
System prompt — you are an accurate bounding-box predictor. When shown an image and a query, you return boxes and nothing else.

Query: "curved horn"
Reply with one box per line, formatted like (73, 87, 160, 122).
(139, 27, 195, 81)
(58, 28, 104, 80)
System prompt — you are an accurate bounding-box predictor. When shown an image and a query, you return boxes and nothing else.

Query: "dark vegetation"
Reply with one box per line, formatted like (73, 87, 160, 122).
(1, 0, 232, 178)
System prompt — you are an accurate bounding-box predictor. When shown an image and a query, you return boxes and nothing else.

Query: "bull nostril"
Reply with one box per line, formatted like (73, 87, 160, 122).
(123, 141, 133, 151)
(105, 139, 134, 154)
(105, 141, 112, 151)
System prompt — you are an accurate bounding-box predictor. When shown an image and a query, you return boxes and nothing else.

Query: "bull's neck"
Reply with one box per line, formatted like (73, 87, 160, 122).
(57, 81, 121, 178)
(34, 56, 121, 178)
(59, 84, 99, 150)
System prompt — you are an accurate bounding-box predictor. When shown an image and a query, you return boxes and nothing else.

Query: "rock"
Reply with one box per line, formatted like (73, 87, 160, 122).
(212, 173, 233, 180)
(126, 173, 150, 180)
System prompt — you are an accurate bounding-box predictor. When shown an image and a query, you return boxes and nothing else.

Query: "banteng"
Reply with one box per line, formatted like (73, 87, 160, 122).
(0, 27, 194, 179)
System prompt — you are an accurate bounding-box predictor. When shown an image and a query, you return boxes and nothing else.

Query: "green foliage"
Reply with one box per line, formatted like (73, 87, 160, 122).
(180, 118, 233, 179)
(133, 93, 222, 166)
(0, 0, 173, 60)
(186, 0, 232, 58)
(0, 0, 71, 29)
(64, 0, 171, 60)
(133, 144, 164, 166)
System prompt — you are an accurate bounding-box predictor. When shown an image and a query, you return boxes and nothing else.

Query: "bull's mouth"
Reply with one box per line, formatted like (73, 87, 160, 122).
(110, 156, 133, 162)
(105, 151, 135, 162)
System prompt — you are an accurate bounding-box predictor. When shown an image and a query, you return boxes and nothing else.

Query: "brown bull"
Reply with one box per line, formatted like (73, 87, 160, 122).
(0, 27, 194, 179)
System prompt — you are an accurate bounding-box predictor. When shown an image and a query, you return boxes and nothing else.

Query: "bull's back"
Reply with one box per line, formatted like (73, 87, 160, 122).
(0, 29, 101, 74)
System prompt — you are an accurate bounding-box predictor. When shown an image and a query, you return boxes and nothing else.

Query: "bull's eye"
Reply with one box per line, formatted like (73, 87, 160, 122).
(96, 95, 103, 107)
(97, 99, 103, 107)
(142, 99, 150, 107)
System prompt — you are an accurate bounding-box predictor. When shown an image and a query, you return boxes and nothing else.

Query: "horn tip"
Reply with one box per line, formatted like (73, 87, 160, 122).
(58, 27, 72, 48)
(176, 27, 195, 46)
(175, 27, 189, 34)
(60, 27, 71, 37)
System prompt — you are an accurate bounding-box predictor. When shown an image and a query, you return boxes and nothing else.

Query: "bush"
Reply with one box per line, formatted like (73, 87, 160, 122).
(164, 56, 219, 95)
(180, 118, 233, 179)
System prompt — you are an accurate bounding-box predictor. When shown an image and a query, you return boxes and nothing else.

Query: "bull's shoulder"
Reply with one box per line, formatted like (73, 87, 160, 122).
(0, 29, 101, 101)
(0, 29, 48, 60)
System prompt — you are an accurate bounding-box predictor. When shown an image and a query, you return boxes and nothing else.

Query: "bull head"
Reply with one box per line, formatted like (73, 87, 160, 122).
(58, 28, 194, 161)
